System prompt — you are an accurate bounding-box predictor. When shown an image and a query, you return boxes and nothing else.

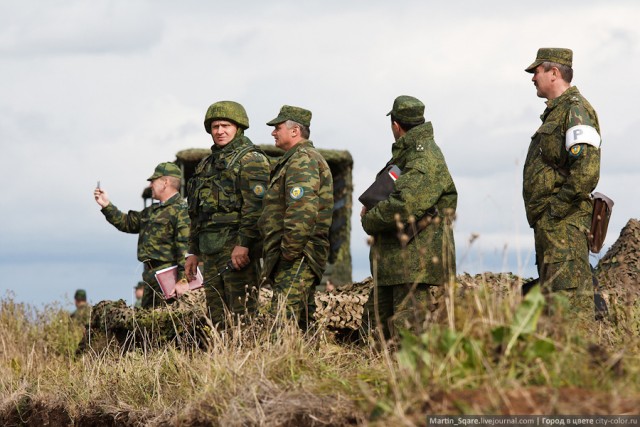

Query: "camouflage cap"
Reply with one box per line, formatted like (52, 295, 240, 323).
(525, 48, 573, 73)
(266, 105, 312, 127)
(74, 289, 87, 301)
(147, 162, 182, 181)
(387, 95, 425, 125)
(135, 281, 145, 290)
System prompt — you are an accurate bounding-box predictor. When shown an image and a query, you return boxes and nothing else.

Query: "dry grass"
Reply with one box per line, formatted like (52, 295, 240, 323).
(1, 274, 639, 426)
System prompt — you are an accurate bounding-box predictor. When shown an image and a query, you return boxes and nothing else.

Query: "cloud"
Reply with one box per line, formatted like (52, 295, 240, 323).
(2, 0, 639, 308)
(0, 1, 163, 57)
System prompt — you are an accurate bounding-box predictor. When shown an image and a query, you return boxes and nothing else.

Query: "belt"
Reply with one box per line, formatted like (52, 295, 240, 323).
(143, 259, 169, 270)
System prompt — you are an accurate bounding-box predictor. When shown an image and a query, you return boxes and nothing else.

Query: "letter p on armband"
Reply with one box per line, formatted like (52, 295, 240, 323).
(566, 125, 601, 151)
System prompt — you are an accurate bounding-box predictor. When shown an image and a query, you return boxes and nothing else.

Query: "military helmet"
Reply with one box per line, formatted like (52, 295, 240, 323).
(204, 101, 249, 133)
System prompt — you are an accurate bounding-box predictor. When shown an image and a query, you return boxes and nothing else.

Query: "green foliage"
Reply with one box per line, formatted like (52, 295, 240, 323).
(396, 285, 555, 392)
(491, 285, 555, 361)
(1, 279, 640, 424)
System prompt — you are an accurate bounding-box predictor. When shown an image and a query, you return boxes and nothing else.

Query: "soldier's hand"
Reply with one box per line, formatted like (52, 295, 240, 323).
(360, 206, 367, 218)
(185, 255, 199, 281)
(94, 188, 110, 208)
(231, 246, 250, 270)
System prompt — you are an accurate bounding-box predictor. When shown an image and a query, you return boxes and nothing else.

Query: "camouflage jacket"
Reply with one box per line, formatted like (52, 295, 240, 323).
(258, 140, 334, 280)
(523, 86, 601, 228)
(101, 192, 190, 280)
(187, 136, 270, 257)
(71, 304, 91, 326)
(361, 122, 457, 286)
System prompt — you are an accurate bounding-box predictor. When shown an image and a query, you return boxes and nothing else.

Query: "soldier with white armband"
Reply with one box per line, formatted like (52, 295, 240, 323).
(522, 47, 601, 318)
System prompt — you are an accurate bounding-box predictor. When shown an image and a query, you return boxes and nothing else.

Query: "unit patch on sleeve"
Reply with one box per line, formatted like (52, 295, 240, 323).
(569, 144, 583, 158)
(289, 186, 304, 200)
(252, 183, 265, 198)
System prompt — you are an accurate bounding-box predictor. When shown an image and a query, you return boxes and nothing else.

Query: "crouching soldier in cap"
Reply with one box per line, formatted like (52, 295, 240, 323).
(71, 289, 91, 326)
(258, 105, 334, 330)
(523, 48, 601, 316)
(361, 95, 457, 340)
(185, 101, 270, 328)
(134, 281, 145, 308)
(94, 162, 190, 309)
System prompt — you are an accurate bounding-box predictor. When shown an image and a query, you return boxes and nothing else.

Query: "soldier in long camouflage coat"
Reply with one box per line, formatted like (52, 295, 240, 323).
(361, 95, 457, 339)
(523, 48, 601, 303)
(94, 162, 190, 308)
(259, 105, 334, 330)
(185, 101, 270, 328)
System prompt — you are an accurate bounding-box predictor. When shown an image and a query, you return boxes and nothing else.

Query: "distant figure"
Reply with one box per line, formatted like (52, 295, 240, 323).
(523, 48, 601, 311)
(185, 101, 270, 329)
(134, 281, 145, 308)
(361, 95, 457, 340)
(94, 162, 190, 309)
(71, 289, 91, 326)
(259, 105, 334, 330)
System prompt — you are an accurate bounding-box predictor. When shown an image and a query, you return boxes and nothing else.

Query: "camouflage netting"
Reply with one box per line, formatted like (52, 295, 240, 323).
(86, 290, 209, 349)
(86, 216, 638, 350)
(595, 218, 640, 317)
(457, 272, 526, 294)
(314, 278, 373, 330)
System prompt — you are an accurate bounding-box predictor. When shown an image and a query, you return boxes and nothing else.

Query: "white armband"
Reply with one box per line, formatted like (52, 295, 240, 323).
(566, 125, 601, 150)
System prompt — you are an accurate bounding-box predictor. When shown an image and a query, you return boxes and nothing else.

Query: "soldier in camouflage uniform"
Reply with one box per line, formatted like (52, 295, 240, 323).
(361, 95, 457, 340)
(185, 101, 270, 328)
(94, 162, 190, 309)
(70, 289, 91, 326)
(258, 105, 334, 330)
(523, 48, 601, 309)
(134, 282, 145, 308)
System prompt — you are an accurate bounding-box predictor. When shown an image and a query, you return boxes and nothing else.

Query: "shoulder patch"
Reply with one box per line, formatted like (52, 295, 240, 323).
(252, 183, 266, 198)
(569, 144, 584, 158)
(289, 186, 304, 200)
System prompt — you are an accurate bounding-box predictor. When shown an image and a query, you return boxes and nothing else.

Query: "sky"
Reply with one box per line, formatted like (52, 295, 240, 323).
(1, 0, 638, 310)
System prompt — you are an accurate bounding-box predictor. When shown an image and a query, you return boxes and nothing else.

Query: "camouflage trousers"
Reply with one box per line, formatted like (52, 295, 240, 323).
(270, 257, 319, 330)
(201, 252, 260, 328)
(141, 266, 170, 309)
(364, 283, 445, 340)
(534, 219, 592, 293)
(545, 287, 597, 326)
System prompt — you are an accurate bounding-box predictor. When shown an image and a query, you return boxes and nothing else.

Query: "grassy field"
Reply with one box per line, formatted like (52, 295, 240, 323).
(1, 276, 639, 426)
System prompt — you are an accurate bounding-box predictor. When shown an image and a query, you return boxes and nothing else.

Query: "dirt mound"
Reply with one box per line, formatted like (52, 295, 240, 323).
(425, 386, 640, 415)
(596, 218, 640, 296)
(4, 386, 638, 426)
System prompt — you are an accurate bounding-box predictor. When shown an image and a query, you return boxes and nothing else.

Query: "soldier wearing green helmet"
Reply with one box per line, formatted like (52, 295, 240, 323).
(185, 101, 271, 329)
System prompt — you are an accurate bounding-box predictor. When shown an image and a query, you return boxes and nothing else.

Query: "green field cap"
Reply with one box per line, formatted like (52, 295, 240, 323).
(387, 95, 425, 125)
(266, 105, 312, 127)
(525, 47, 573, 72)
(147, 162, 182, 181)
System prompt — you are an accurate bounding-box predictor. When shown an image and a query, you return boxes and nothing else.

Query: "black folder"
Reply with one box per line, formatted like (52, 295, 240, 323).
(358, 165, 401, 210)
